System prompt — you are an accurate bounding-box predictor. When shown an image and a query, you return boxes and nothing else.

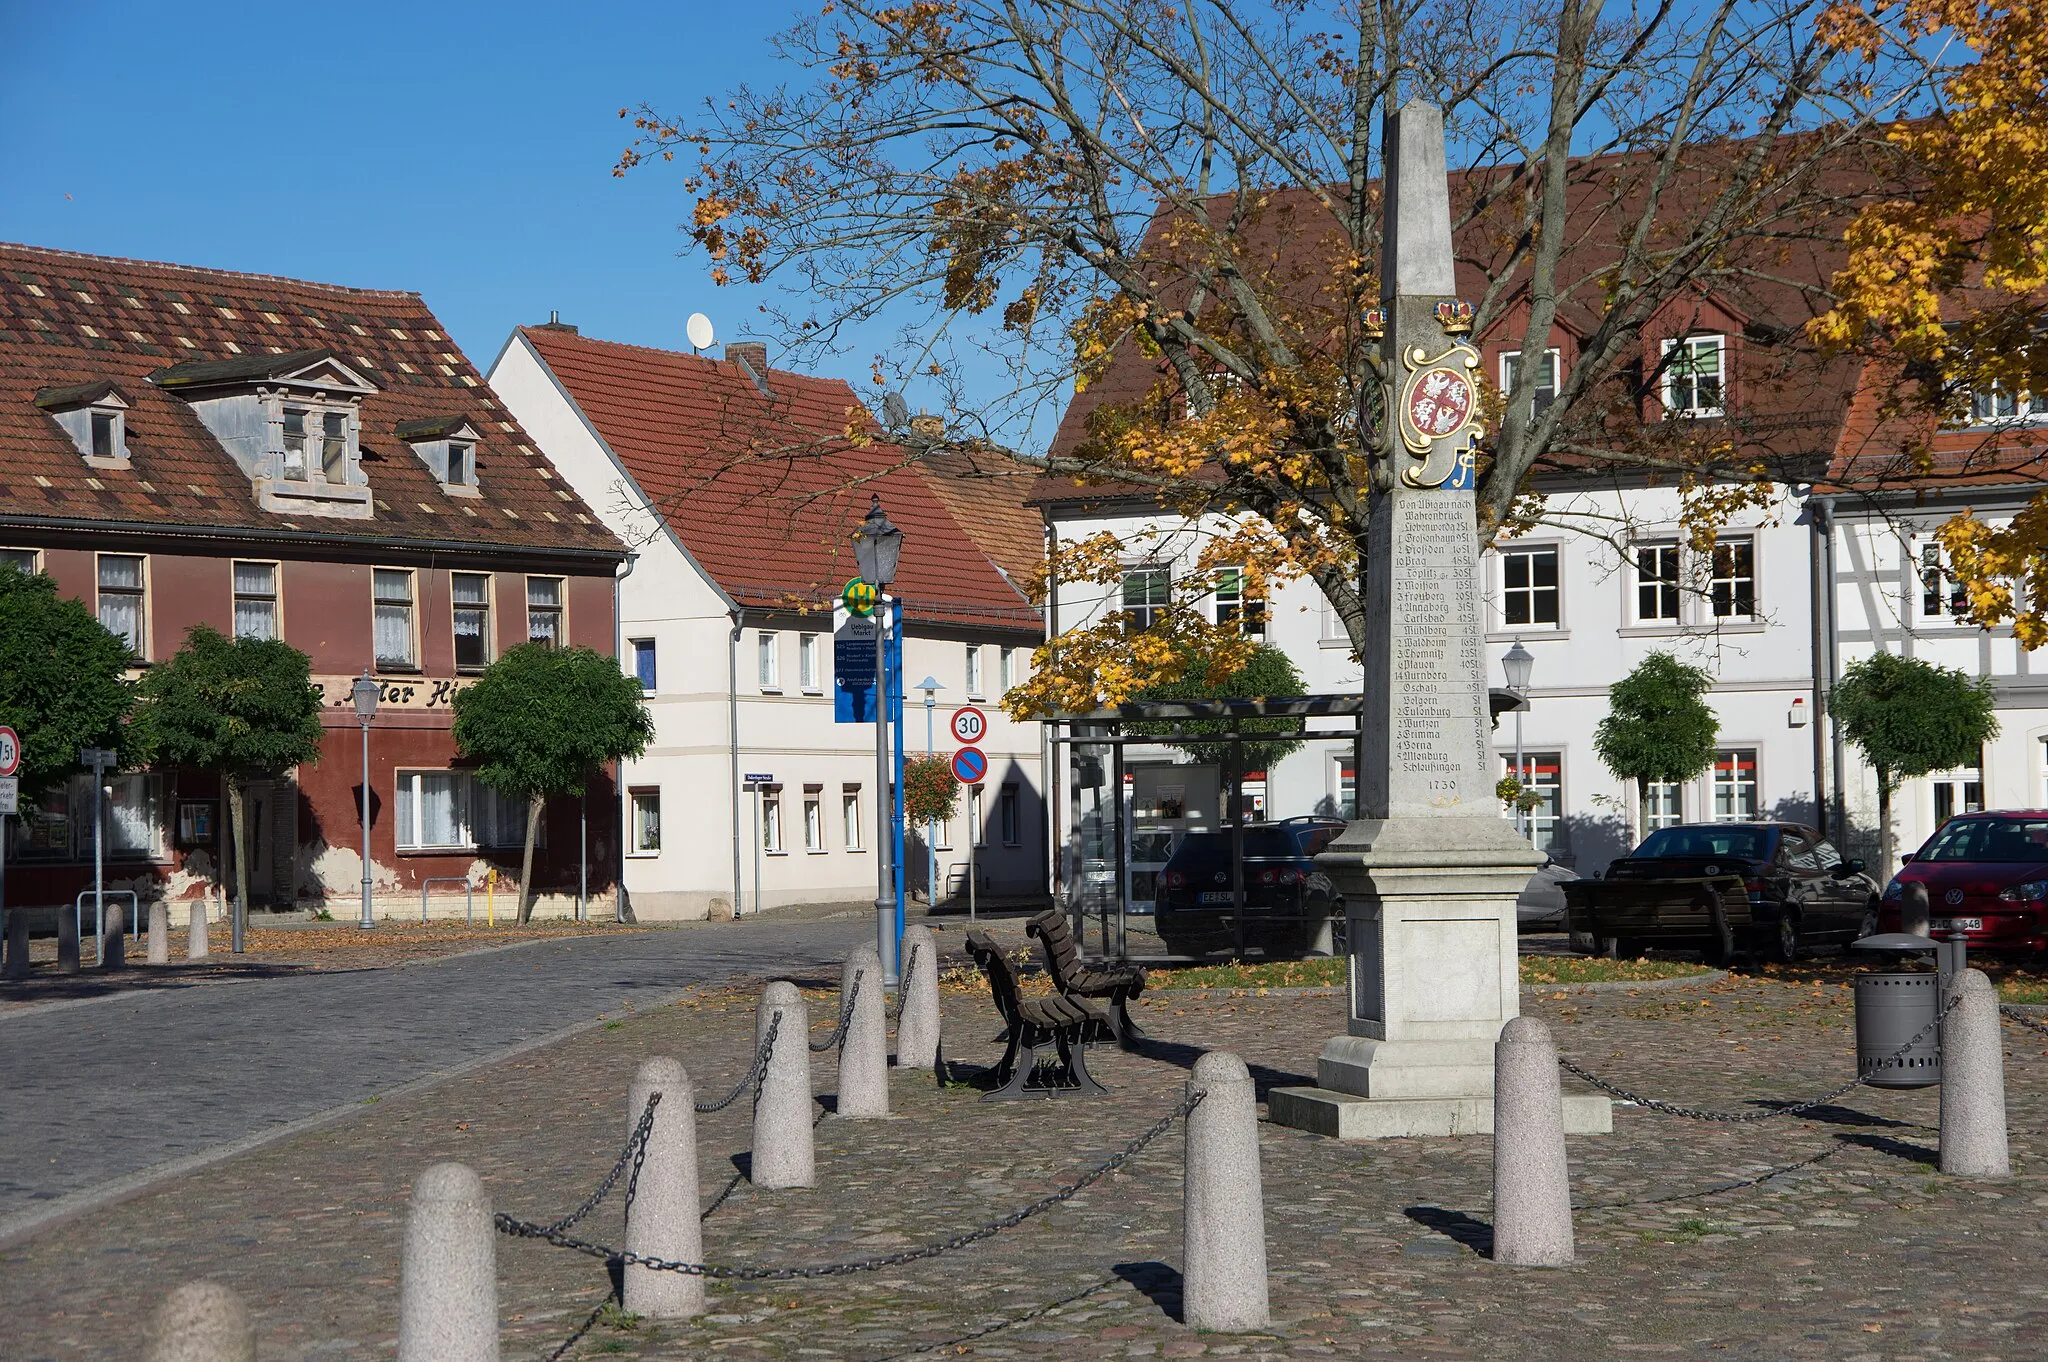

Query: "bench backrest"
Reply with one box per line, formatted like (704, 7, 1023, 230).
(1027, 910, 1087, 990)
(965, 931, 1024, 1028)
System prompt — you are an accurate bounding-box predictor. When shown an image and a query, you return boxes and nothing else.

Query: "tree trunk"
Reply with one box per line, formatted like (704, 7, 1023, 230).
(228, 776, 250, 953)
(516, 792, 543, 924)
(1877, 769, 1895, 881)
(1635, 778, 1648, 849)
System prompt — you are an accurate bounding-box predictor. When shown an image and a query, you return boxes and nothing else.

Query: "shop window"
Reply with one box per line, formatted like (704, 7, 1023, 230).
(1502, 752, 1564, 856)
(1711, 749, 1759, 820)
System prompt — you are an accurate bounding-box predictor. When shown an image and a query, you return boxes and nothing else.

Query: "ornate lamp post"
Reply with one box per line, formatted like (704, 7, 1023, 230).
(852, 494, 904, 983)
(351, 672, 379, 928)
(1501, 641, 1535, 840)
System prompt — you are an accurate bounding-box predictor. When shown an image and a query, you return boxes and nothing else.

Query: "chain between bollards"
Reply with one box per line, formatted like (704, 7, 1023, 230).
(1558, 990, 1962, 1122)
(812, 970, 865, 1051)
(695, 1013, 782, 1113)
(884, 942, 919, 1021)
(494, 1088, 1205, 1279)
(1999, 1004, 2048, 1040)
(533, 1093, 662, 1238)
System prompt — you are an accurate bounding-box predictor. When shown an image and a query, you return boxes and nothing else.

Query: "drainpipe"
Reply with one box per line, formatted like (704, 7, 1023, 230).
(613, 552, 638, 923)
(729, 608, 746, 917)
(1813, 497, 1845, 844)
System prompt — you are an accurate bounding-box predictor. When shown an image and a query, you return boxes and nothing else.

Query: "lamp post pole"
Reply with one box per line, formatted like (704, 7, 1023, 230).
(1501, 641, 1535, 843)
(351, 672, 380, 928)
(852, 494, 905, 986)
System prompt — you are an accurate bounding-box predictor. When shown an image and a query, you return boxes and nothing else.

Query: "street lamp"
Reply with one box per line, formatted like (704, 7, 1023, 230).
(917, 675, 942, 911)
(1500, 641, 1535, 840)
(852, 494, 904, 984)
(351, 672, 379, 929)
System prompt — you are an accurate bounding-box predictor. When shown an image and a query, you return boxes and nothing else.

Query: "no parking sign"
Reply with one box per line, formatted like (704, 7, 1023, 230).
(950, 746, 987, 784)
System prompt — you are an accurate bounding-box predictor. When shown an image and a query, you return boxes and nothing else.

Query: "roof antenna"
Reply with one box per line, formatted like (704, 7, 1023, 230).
(686, 312, 715, 355)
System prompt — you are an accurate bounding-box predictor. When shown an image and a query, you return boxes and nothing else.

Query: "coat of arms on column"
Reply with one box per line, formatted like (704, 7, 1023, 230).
(1395, 339, 1483, 490)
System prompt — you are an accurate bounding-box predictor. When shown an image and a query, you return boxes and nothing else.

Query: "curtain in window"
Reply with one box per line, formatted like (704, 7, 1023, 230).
(105, 774, 159, 857)
(374, 570, 415, 668)
(233, 562, 277, 640)
(416, 772, 465, 847)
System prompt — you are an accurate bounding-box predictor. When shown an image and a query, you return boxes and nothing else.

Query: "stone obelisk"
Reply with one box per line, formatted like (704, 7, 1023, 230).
(1268, 100, 1609, 1139)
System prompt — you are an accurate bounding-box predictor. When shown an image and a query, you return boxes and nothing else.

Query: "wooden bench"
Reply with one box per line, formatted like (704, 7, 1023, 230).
(1028, 909, 1147, 1046)
(965, 931, 1112, 1100)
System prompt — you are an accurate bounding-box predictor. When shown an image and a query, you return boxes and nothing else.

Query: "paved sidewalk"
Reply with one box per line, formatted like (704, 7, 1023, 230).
(4, 937, 2045, 1361)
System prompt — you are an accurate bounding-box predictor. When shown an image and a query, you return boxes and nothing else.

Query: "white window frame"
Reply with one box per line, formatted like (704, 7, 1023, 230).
(966, 644, 984, 698)
(1644, 780, 1684, 831)
(970, 784, 987, 849)
(999, 784, 1020, 847)
(0, 547, 41, 575)
(1213, 566, 1265, 637)
(1709, 749, 1760, 821)
(629, 787, 661, 855)
(526, 576, 564, 648)
(232, 560, 280, 641)
(762, 785, 784, 854)
(1917, 539, 1969, 621)
(1500, 347, 1561, 412)
(630, 637, 657, 691)
(798, 633, 821, 691)
(96, 552, 147, 658)
(999, 646, 1015, 691)
(1501, 752, 1565, 857)
(373, 567, 418, 671)
(1707, 537, 1757, 620)
(1969, 384, 2048, 426)
(842, 785, 863, 851)
(758, 631, 781, 691)
(1660, 334, 1726, 418)
(1121, 565, 1169, 630)
(1633, 542, 1681, 624)
(1498, 544, 1561, 630)
(803, 785, 825, 852)
(274, 400, 360, 485)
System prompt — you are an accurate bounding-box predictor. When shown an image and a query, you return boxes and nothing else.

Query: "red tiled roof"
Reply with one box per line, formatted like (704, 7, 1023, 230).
(0, 242, 622, 559)
(517, 328, 1040, 633)
(909, 447, 1045, 589)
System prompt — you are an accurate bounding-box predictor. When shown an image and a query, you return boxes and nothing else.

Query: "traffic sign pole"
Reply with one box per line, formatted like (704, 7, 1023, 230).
(950, 746, 988, 922)
(0, 727, 15, 977)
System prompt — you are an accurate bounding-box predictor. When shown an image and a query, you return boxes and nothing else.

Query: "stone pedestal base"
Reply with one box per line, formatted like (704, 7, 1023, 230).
(1266, 1086, 1612, 1139)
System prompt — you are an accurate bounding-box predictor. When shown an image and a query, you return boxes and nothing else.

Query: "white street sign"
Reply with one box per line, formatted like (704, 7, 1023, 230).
(0, 776, 16, 816)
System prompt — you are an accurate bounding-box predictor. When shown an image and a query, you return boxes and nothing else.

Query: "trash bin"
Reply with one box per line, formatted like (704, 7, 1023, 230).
(1854, 971, 1941, 1088)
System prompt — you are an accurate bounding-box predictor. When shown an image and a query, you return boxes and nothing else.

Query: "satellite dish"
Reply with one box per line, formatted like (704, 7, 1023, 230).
(686, 313, 715, 352)
(882, 392, 910, 428)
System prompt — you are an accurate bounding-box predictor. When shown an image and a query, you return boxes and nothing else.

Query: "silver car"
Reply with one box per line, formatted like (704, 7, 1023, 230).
(1517, 859, 1580, 930)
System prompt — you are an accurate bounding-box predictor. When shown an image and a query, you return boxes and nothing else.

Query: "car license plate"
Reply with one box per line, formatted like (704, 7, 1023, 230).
(1932, 917, 1983, 932)
(1198, 891, 1235, 904)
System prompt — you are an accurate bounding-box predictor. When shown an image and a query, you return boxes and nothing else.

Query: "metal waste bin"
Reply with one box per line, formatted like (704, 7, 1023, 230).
(1854, 971, 1941, 1088)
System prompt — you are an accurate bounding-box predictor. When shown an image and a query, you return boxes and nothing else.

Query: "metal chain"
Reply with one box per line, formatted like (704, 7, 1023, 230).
(528, 1093, 661, 1238)
(495, 1087, 1205, 1279)
(886, 942, 920, 1021)
(812, 971, 865, 1052)
(1558, 990, 1963, 1123)
(2000, 1004, 2048, 1039)
(695, 1013, 782, 1114)
(1572, 1141, 1847, 1212)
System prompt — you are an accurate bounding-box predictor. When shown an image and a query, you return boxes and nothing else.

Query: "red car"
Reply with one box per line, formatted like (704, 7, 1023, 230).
(1882, 811, 2048, 954)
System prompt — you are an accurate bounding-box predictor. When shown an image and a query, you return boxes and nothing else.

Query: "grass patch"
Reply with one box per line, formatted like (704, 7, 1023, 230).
(1149, 954, 1715, 991)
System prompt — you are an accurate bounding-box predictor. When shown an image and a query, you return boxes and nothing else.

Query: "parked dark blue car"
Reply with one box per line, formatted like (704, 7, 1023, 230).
(1154, 816, 1347, 957)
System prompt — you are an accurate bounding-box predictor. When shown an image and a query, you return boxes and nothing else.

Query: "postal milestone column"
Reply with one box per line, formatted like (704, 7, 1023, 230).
(1268, 98, 1608, 1140)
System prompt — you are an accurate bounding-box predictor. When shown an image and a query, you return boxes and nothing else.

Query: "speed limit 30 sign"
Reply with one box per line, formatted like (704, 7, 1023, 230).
(949, 706, 987, 745)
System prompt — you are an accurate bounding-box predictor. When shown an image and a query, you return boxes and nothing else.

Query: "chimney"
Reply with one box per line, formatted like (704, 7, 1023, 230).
(534, 310, 578, 334)
(724, 340, 768, 373)
(909, 413, 946, 440)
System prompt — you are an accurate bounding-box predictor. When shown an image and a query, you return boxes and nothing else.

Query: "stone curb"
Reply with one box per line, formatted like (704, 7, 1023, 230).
(0, 963, 721, 1252)
(1141, 970, 1726, 1002)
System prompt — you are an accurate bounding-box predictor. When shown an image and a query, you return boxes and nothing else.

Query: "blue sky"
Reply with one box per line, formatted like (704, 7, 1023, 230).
(0, 1, 820, 385)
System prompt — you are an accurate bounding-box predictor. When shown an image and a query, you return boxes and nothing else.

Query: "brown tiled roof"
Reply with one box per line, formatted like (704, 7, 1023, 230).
(909, 447, 1045, 590)
(0, 242, 622, 559)
(516, 328, 1040, 634)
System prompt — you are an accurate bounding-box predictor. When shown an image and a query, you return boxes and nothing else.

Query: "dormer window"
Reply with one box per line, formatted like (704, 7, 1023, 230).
(151, 348, 376, 519)
(277, 405, 357, 484)
(395, 414, 482, 495)
(35, 380, 132, 468)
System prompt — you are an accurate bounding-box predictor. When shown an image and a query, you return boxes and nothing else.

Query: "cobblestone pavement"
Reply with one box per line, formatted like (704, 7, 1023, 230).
(0, 915, 867, 1231)
(4, 935, 2045, 1361)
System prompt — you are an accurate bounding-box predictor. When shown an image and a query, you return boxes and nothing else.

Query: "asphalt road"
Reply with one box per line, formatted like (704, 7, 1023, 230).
(0, 916, 868, 1236)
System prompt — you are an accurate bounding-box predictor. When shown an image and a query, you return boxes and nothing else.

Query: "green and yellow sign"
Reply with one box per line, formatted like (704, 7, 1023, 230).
(842, 578, 879, 617)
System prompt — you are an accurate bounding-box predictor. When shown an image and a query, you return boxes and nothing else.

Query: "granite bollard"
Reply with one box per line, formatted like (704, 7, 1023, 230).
(752, 981, 815, 1187)
(3, 909, 26, 979)
(624, 1057, 704, 1318)
(398, 1162, 499, 1362)
(146, 1280, 256, 1362)
(188, 900, 210, 960)
(148, 898, 170, 965)
(104, 899, 128, 969)
(1490, 1016, 1575, 1266)
(1940, 968, 2011, 1178)
(1182, 1050, 1269, 1332)
(1902, 880, 1932, 937)
(837, 945, 890, 1117)
(57, 905, 79, 974)
(895, 924, 940, 1069)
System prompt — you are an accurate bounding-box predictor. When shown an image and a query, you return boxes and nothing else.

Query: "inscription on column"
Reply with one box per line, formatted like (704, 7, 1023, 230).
(1385, 490, 1488, 815)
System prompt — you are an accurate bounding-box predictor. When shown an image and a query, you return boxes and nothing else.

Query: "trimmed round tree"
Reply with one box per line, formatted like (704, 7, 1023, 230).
(1593, 652, 1719, 839)
(451, 644, 653, 921)
(1132, 643, 1308, 793)
(1831, 651, 1999, 874)
(129, 625, 326, 934)
(0, 563, 135, 800)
